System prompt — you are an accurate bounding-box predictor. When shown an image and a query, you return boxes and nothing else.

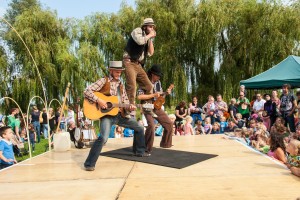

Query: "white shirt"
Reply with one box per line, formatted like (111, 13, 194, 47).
(67, 110, 75, 124)
(253, 99, 266, 112)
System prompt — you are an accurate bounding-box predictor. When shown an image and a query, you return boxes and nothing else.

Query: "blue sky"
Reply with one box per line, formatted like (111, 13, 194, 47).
(0, 0, 136, 19)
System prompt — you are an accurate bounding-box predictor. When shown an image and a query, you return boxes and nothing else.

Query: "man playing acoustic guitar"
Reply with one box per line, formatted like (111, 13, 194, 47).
(137, 64, 173, 154)
(83, 61, 149, 171)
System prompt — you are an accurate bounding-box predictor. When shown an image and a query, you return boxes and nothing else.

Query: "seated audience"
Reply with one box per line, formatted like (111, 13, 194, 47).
(168, 114, 177, 136)
(270, 117, 287, 134)
(228, 98, 238, 119)
(175, 101, 187, 134)
(224, 119, 238, 132)
(284, 139, 300, 177)
(211, 122, 220, 134)
(220, 116, 228, 133)
(251, 128, 269, 151)
(67, 121, 77, 142)
(267, 133, 287, 163)
(114, 125, 124, 138)
(235, 113, 245, 128)
(194, 120, 203, 135)
(189, 96, 203, 126)
(184, 116, 194, 135)
(203, 117, 212, 134)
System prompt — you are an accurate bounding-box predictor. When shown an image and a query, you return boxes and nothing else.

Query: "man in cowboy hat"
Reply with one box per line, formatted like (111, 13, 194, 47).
(83, 61, 149, 171)
(123, 18, 157, 112)
(137, 64, 173, 154)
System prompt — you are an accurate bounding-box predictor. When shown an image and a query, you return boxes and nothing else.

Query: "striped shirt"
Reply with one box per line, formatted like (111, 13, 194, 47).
(137, 80, 162, 101)
(84, 76, 129, 104)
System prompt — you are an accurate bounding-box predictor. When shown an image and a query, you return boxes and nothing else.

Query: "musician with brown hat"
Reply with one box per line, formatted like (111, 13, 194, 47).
(83, 61, 149, 171)
(123, 18, 157, 113)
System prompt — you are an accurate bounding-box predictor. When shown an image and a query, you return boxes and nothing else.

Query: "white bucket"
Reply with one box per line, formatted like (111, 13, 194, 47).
(53, 132, 71, 151)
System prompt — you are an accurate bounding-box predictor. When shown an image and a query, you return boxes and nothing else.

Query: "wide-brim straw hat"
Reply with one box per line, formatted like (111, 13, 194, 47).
(108, 61, 125, 70)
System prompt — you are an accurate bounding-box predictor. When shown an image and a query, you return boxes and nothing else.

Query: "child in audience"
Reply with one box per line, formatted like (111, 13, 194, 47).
(28, 124, 37, 152)
(236, 113, 245, 128)
(270, 117, 286, 134)
(285, 139, 300, 177)
(267, 133, 287, 163)
(257, 121, 267, 133)
(252, 128, 269, 151)
(211, 122, 220, 134)
(219, 116, 228, 133)
(0, 126, 17, 169)
(168, 114, 177, 136)
(249, 119, 257, 131)
(204, 117, 212, 134)
(114, 125, 123, 138)
(184, 116, 194, 135)
(19, 131, 27, 143)
(261, 111, 271, 131)
(194, 120, 203, 135)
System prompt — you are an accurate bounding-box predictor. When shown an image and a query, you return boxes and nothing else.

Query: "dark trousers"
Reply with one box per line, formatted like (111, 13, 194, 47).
(0, 163, 12, 170)
(144, 109, 173, 153)
(124, 60, 153, 104)
(283, 113, 296, 132)
(84, 114, 145, 168)
(242, 113, 250, 122)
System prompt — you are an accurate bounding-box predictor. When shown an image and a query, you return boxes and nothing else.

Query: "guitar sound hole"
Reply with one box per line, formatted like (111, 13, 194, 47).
(100, 102, 113, 113)
(106, 102, 113, 109)
(101, 102, 113, 114)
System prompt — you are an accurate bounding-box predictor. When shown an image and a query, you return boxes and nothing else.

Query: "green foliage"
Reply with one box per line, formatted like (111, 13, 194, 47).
(0, 0, 300, 112)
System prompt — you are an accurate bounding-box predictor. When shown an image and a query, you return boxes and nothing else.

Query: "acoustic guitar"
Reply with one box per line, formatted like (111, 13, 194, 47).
(83, 92, 154, 120)
(153, 84, 174, 110)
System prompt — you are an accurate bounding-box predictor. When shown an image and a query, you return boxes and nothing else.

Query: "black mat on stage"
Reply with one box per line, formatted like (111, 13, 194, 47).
(101, 147, 218, 169)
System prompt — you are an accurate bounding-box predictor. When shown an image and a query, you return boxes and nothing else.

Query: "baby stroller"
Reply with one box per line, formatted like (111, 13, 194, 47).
(12, 135, 28, 158)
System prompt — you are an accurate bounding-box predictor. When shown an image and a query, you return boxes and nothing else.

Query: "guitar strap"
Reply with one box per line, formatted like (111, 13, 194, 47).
(117, 84, 126, 116)
(117, 85, 122, 103)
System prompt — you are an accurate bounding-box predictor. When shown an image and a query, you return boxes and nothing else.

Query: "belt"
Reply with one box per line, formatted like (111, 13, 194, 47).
(123, 57, 142, 65)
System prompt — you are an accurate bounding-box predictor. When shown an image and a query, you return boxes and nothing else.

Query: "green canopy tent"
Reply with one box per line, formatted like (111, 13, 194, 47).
(240, 55, 300, 89)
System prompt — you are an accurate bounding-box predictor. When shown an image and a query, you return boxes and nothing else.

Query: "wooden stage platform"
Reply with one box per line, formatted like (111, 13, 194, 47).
(1, 135, 299, 200)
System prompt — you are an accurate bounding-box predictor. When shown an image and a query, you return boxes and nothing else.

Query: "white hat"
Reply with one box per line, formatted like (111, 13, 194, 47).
(109, 61, 124, 70)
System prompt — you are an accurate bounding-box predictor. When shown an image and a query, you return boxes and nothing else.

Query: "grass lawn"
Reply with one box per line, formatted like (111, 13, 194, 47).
(16, 138, 50, 162)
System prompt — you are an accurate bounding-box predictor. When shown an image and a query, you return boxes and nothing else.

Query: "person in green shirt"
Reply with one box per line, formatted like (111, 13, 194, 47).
(7, 108, 21, 142)
(237, 92, 250, 121)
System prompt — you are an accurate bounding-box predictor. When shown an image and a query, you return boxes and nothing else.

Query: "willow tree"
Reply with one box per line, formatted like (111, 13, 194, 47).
(218, 0, 300, 101)
(0, 46, 9, 97)
(3, 7, 67, 109)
